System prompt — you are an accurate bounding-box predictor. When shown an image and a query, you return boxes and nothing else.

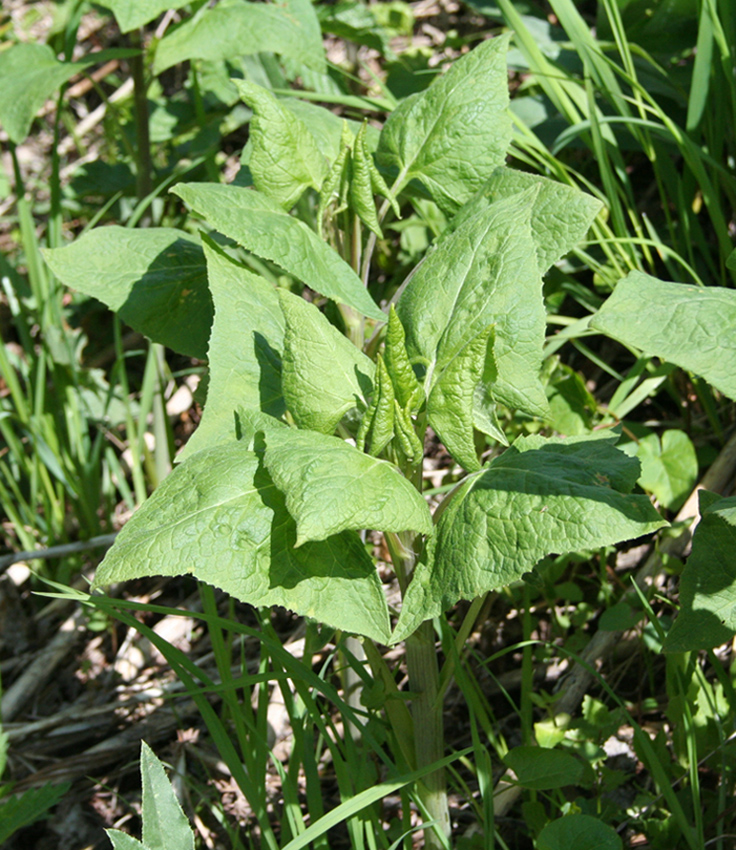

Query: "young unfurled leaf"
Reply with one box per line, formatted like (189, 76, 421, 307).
(393, 401, 424, 467)
(393, 431, 666, 641)
(357, 355, 396, 456)
(181, 238, 285, 460)
(318, 123, 353, 236)
(261, 427, 433, 543)
(397, 187, 550, 418)
(591, 271, 736, 400)
(377, 35, 512, 214)
(234, 79, 327, 209)
(427, 327, 494, 472)
(350, 124, 384, 237)
(384, 305, 424, 410)
(172, 183, 385, 321)
(279, 290, 375, 434)
(93, 444, 391, 643)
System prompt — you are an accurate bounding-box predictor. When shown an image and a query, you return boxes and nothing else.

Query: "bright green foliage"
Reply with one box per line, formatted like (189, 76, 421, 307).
(261, 426, 433, 544)
(357, 355, 396, 456)
(234, 80, 327, 210)
(448, 167, 604, 274)
(0, 44, 137, 144)
(182, 240, 285, 459)
(106, 742, 194, 850)
(622, 429, 698, 511)
(537, 814, 623, 850)
(153, 0, 326, 75)
(92, 443, 391, 642)
(397, 187, 549, 418)
(0, 784, 71, 845)
(377, 34, 513, 213)
(98, 0, 189, 32)
(394, 432, 666, 640)
(44, 228, 212, 360)
(426, 327, 495, 472)
(384, 306, 424, 410)
(172, 183, 385, 321)
(279, 290, 375, 433)
(503, 746, 587, 790)
(665, 492, 736, 652)
(591, 271, 736, 400)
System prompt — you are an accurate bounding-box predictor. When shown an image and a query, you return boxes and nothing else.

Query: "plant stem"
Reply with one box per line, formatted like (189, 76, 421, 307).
(129, 28, 153, 201)
(405, 619, 451, 847)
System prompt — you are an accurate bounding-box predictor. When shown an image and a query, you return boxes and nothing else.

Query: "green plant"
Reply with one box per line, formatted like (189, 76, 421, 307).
(43, 26, 736, 847)
(106, 741, 195, 850)
(0, 718, 70, 844)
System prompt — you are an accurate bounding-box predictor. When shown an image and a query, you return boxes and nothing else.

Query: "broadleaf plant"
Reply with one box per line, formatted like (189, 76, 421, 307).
(47, 33, 736, 846)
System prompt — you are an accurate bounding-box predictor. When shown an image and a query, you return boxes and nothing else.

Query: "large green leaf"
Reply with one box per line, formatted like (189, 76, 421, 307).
(154, 0, 325, 75)
(44, 227, 212, 360)
(172, 183, 385, 321)
(664, 492, 736, 652)
(448, 168, 603, 274)
(393, 431, 666, 640)
(261, 427, 432, 543)
(591, 271, 736, 400)
(98, 0, 189, 32)
(93, 444, 391, 642)
(537, 814, 622, 850)
(234, 80, 327, 209)
(397, 188, 549, 418)
(0, 44, 139, 144)
(377, 35, 512, 214)
(279, 290, 375, 433)
(182, 239, 284, 460)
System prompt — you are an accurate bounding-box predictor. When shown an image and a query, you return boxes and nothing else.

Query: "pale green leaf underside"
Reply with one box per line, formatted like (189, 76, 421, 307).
(665, 493, 736, 652)
(449, 167, 604, 274)
(140, 742, 194, 850)
(98, 0, 189, 32)
(397, 188, 549, 418)
(172, 183, 385, 321)
(591, 271, 736, 400)
(154, 0, 325, 75)
(44, 227, 212, 360)
(234, 80, 327, 210)
(279, 290, 375, 434)
(182, 239, 285, 460)
(93, 444, 391, 643)
(262, 427, 433, 543)
(377, 34, 512, 214)
(393, 432, 665, 640)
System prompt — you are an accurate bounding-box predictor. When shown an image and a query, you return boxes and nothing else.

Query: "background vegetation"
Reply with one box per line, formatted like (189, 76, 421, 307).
(0, 0, 735, 848)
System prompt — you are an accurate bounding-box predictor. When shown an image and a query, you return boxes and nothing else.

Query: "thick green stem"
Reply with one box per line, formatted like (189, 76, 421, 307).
(405, 619, 451, 847)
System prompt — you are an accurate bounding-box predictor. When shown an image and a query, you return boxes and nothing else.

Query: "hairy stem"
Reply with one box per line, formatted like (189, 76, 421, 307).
(405, 619, 451, 847)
